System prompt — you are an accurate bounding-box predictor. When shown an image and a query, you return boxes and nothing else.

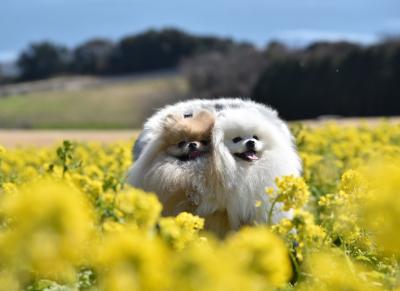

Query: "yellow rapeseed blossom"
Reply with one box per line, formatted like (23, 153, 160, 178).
(273, 209, 328, 261)
(0, 179, 95, 284)
(266, 175, 310, 227)
(318, 170, 372, 249)
(359, 160, 400, 253)
(0, 145, 5, 157)
(0, 182, 18, 195)
(0, 121, 399, 290)
(159, 212, 204, 250)
(274, 175, 310, 211)
(115, 187, 162, 231)
(225, 227, 293, 287)
(95, 231, 170, 291)
(170, 239, 256, 291)
(0, 270, 20, 291)
(298, 250, 379, 291)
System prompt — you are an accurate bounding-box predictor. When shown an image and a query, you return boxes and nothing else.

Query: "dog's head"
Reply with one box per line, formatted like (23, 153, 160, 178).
(215, 108, 285, 163)
(162, 110, 215, 161)
(225, 131, 263, 162)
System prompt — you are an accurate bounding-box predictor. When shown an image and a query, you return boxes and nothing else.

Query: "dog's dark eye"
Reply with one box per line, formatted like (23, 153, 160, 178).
(232, 137, 242, 143)
(178, 141, 186, 148)
(201, 140, 209, 145)
(253, 135, 259, 140)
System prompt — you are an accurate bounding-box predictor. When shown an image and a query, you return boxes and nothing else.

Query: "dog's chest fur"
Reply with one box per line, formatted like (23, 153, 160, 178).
(195, 149, 298, 230)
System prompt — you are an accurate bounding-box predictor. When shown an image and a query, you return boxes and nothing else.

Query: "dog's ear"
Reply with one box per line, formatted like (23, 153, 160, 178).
(194, 110, 215, 124)
(194, 110, 215, 134)
(163, 113, 181, 131)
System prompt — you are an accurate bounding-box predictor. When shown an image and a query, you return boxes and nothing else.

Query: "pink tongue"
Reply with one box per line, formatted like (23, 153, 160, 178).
(189, 151, 202, 159)
(244, 151, 259, 160)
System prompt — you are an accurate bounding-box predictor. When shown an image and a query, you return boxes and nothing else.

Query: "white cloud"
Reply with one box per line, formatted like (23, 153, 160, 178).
(0, 51, 18, 63)
(272, 29, 379, 47)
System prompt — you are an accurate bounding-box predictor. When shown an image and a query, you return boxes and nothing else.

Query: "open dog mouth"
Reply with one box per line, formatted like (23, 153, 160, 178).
(234, 151, 259, 162)
(179, 150, 206, 161)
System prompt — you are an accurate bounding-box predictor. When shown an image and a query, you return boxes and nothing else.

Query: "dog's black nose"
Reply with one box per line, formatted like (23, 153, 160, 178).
(246, 140, 255, 149)
(188, 142, 198, 150)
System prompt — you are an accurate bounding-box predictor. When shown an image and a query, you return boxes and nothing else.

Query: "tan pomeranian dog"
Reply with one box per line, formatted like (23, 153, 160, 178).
(127, 110, 215, 216)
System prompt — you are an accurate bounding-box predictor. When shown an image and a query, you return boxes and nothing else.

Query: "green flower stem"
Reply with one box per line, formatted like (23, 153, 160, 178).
(267, 195, 280, 225)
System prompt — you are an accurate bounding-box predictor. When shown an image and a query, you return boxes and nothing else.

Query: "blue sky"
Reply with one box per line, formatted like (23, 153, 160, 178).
(1, 0, 399, 62)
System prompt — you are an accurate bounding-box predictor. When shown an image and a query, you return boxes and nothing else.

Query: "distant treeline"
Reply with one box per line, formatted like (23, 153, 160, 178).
(183, 39, 400, 119)
(254, 41, 400, 119)
(6, 27, 400, 119)
(14, 28, 245, 81)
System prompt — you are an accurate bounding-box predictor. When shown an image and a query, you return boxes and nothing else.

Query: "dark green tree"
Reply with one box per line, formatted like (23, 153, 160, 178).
(110, 28, 236, 73)
(17, 42, 71, 80)
(252, 40, 400, 119)
(73, 39, 114, 74)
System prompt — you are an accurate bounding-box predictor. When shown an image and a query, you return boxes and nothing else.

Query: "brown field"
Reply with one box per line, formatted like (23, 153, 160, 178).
(0, 130, 139, 148)
(1, 117, 399, 148)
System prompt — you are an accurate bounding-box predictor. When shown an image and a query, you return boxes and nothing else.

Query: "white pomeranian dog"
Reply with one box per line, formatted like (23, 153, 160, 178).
(127, 98, 301, 236)
(198, 107, 302, 233)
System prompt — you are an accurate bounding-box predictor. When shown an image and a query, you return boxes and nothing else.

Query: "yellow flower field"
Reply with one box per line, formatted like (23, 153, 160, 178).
(1, 121, 400, 290)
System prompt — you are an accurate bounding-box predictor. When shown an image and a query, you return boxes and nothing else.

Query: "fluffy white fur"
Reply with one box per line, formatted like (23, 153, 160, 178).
(127, 110, 213, 216)
(132, 98, 293, 160)
(127, 98, 302, 236)
(200, 108, 302, 229)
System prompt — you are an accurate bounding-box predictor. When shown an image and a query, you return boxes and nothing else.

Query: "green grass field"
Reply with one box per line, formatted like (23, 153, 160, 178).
(0, 74, 188, 129)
